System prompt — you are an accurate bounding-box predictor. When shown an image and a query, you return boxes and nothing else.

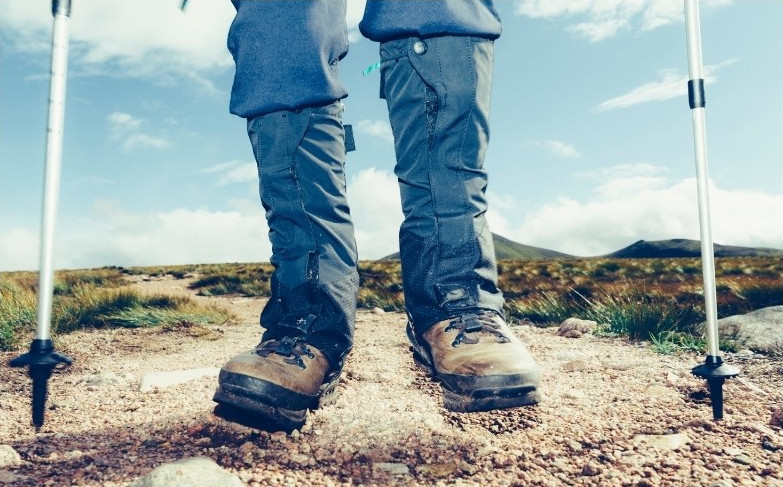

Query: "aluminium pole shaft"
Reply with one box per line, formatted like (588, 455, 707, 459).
(36, 0, 71, 341)
(685, 0, 718, 358)
(9, 0, 75, 429)
(685, 0, 738, 420)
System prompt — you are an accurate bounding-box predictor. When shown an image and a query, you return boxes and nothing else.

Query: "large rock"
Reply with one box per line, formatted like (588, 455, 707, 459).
(129, 457, 243, 487)
(703, 306, 783, 353)
(139, 368, 219, 393)
(0, 445, 21, 468)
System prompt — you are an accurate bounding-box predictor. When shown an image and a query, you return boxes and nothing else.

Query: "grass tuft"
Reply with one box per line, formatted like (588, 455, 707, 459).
(0, 271, 231, 351)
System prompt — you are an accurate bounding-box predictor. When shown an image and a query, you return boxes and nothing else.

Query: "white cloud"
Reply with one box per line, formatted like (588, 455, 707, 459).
(346, 168, 403, 259)
(529, 140, 581, 159)
(356, 119, 394, 143)
(0, 0, 235, 86)
(516, 0, 732, 42)
(347, 0, 367, 42)
(200, 160, 257, 186)
(107, 112, 170, 151)
(3, 163, 779, 270)
(595, 59, 737, 111)
(0, 202, 270, 271)
(0, 167, 404, 271)
(568, 18, 629, 43)
(499, 164, 783, 256)
(0, 228, 40, 272)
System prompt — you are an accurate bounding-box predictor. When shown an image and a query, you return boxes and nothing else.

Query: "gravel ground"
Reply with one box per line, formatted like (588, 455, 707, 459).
(1, 276, 781, 486)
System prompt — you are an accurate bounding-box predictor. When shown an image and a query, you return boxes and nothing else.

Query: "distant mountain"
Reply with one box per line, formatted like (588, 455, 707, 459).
(606, 239, 783, 259)
(379, 233, 574, 261)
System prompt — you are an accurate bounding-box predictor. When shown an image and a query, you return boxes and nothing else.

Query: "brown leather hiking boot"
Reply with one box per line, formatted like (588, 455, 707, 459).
(213, 336, 340, 429)
(408, 311, 541, 412)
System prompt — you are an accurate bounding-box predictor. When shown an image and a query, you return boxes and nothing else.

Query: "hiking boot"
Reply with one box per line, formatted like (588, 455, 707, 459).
(213, 336, 340, 429)
(408, 311, 541, 412)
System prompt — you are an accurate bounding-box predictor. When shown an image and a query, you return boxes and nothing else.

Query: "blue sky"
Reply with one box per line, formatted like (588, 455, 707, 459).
(1, 0, 781, 271)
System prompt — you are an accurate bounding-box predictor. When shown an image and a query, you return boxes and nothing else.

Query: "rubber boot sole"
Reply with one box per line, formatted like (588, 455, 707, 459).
(408, 326, 541, 412)
(213, 372, 340, 431)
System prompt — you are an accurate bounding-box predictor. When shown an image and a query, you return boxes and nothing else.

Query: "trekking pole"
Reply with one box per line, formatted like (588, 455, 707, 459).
(9, 0, 74, 429)
(684, 0, 739, 420)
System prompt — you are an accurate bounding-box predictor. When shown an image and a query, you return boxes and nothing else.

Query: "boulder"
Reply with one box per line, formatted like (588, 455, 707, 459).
(702, 306, 783, 353)
(129, 457, 243, 487)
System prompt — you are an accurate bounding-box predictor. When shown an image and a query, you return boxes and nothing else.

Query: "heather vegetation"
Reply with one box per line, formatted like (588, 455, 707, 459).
(1, 257, 779, 353)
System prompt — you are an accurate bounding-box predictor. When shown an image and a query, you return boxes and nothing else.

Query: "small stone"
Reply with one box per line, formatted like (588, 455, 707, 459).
(554, 351, 584, 361)
(371, 307, 385, 315)
(770, 407, 783, 427)
(736, 378, 764, 394)
(762, 439, 782, 452)
(64, 450, 84, 460)
(563, 359, 589, 372)
(734, 349, 754, 358)
(0, 445, 22, 468)
(644, 384, 673, 398)
(605, 360, 634, 371)
(415, 461, 460, 477)
(733, 454, 753, 465)
(79, 371, 132, 388)
(633, 433, 690, 450)
(129, 456, 243, 487)
(581, 463, 601, 476)
(290, 429, 300, 439)
(723, 447, 743, 456)
(477, 446, 497, 457)
(563, 390, 585, 400)
(665, 372, 679, 387)
(270, 432, 288, 442)
(374, 462, 409, 476)
(239, 441, 254, 454)
(557, 318, 597, 337)
(0, 471, 25, 484)
(459, 461, 479, 475)
(290, 454, 309, 465)
(707, 481, 733, 487)
(566, 440, 582, 451)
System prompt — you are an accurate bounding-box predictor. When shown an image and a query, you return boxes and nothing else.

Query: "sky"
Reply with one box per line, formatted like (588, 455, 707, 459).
(0, 0, 781, 272)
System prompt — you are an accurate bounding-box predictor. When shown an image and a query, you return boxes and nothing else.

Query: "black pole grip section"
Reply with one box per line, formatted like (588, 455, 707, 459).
(688, 79, 705, 109)
(52, 0, 71, 17)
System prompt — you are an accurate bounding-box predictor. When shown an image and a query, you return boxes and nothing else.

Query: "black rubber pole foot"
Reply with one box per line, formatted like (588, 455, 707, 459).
(692, 355, 739, 420)
(9, 339, 73, 428)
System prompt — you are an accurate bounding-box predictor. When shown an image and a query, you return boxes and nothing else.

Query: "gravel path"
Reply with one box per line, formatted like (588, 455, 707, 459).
(1, 276, 781, 486)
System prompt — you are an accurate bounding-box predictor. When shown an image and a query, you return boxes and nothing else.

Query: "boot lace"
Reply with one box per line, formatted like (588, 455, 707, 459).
(444, 312, 511, 347)
(256, 336, 315, 369)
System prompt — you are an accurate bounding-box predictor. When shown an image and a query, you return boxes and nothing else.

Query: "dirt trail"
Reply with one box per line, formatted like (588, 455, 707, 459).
(1, 276, 781, 486)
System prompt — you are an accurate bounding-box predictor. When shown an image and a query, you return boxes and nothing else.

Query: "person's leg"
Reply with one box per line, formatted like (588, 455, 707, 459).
(373, 25, 541, 410)
(215, 0, 358, 429)
(380, 35, 503, 331)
